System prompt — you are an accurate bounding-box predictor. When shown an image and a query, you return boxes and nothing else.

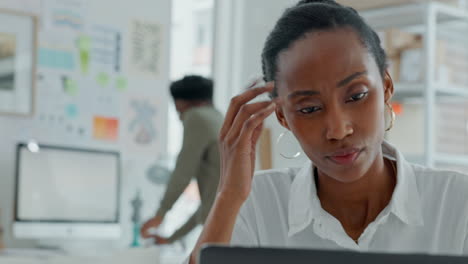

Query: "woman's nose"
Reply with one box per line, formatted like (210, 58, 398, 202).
(325, 107, 354, 141)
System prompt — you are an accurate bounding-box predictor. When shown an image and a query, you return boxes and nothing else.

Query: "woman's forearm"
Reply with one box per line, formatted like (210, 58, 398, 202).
(189, 193, 244, 264)
(188, 83, 276, 263)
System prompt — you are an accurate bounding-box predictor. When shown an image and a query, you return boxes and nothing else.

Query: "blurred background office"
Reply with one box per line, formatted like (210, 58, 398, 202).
(0, 0, 467, 263)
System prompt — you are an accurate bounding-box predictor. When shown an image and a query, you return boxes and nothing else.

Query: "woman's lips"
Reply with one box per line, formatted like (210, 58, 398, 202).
(328, 148, 362, 165)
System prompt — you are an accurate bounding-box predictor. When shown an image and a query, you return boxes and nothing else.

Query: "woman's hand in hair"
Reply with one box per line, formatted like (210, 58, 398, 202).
(217, 80, 276, 203)
(188, 80, 277, 264)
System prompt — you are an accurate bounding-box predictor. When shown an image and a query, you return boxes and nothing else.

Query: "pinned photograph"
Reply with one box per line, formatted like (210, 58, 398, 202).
(0, 10, 37, 116)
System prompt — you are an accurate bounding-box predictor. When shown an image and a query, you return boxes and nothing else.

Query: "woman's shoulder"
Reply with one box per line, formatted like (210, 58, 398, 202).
(238, 167, 303, 223)
(247, 167, 302, 199)
(411, 163, 468, 182)
(410, 163, 468, 198)
(253, 167, 301, 183)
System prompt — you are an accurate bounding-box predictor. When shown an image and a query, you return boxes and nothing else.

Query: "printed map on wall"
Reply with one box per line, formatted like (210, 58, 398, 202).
(129, 20, 163, 78)
(122, 95, 162, 155)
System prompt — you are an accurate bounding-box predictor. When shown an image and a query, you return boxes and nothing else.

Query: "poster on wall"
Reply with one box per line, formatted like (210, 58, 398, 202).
(122, 95, 161, 155)
(38, 31, 77, 73)
(93, 115, 119, 142)
(42, 0, 88, 32)
(0, 0, 42, 15)
(90, 25, 122, 73)
(128, 20, 162, 78)
(0, 10, 37, 116)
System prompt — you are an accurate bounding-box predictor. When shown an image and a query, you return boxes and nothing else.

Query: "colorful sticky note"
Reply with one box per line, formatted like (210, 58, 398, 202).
(62, 76, 78, 96)
(116, 76, 127, 91)
(96, 72, 110, 87)
(65, 104, 78, 118)
(93, 116, 119, 141)
(38, 48, 75, 70)
(53, 10, 84, 31)
(77, 36, 91, 74)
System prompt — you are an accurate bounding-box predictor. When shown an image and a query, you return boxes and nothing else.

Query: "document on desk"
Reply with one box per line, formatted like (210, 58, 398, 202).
(0, 256, 48, 264)
(47, 247, 160, 264)
(0, 248, 61, 264)
(0, 248, 159, 264)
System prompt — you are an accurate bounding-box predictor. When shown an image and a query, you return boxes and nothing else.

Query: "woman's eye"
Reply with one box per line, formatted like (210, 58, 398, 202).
(299, 106, 321, 114)
(347, 92, 368, 102)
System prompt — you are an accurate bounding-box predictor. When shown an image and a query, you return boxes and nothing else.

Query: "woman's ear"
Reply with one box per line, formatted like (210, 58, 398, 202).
(383, 70, 395, 103)
(275, 104, 291, 130)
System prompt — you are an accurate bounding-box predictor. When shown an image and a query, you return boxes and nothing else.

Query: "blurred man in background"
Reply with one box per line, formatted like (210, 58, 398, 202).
(141, 75, 223, 244)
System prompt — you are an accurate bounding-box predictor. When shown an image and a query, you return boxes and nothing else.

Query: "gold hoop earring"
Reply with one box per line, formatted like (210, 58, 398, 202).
(276, 130, 301, 159)
(385, 102, 396, 132)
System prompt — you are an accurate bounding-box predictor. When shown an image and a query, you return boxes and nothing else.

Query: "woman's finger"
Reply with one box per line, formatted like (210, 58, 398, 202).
(219, 82, 274, 140)
(237, 102, 276, 147)
(225, 100, 274, 144)
(251, 122, 264, 149)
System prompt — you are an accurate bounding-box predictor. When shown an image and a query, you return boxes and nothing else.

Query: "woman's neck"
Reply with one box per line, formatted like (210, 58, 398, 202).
(316, 154, 397, 240)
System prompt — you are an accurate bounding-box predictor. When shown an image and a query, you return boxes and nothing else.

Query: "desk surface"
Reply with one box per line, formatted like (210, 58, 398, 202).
(0, 247, 186, 264)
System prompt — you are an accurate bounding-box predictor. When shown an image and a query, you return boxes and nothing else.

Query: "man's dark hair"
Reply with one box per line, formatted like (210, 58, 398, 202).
(169, 75, 213, 101)
(262, 0, 388, 97)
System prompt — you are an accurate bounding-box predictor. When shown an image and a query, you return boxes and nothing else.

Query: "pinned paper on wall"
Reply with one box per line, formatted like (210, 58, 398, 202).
(52, 9, 84, 31)
(65, 123, 86, 136)
(77, 35, 91, 74)
(38, 48, 75, 70)
(116, 76, 127, 91)
(78, 126, 86, 136)
(96, 72, 110, 87)
(43, 0, 88, 32)
(129, 20, 162, 77)
(128, 100, 157, 145)
(0, 0, 42, 15)
(63, 119, 87, 138)
(90, 25, 122, 73)
(123, 96, 161, 154)
(93, 116, 119, 141)
(61, 76, 78, 96)
(65, 103, 78, 118)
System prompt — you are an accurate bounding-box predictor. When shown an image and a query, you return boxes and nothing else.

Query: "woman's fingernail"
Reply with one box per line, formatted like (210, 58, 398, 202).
(246, 73, 263, 83)
(264, 82, 275, 88)
(245, 76, 263, 89)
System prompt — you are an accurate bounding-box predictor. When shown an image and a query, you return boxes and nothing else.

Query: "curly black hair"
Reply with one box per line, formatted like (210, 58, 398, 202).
(262, 0, 388, 97)
(170, 75, 213, 101)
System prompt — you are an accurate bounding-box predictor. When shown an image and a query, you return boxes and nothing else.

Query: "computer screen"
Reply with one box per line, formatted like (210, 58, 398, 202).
(13, 143, 121, 239)
(199, 246, 468, 264)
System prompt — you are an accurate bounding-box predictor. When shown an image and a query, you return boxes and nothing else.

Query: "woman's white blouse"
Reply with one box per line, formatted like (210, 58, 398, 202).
(231, 141, 468, 255)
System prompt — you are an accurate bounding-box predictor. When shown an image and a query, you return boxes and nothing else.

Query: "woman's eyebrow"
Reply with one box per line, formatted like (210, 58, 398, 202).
(287, 90, 319, 99)
(286, 71, 368, 99)
(337, 71, 368, 87)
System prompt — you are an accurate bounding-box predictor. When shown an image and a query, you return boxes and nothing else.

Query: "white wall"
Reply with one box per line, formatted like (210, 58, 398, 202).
(0, 0, 172, 248)
(213, 0, 307, 169)
(167, 0, 214, 160)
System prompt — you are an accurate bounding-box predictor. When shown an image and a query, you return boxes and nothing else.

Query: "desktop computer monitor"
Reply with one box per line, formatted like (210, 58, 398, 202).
(13, 143, 121, 240)
(199, 246, 468, 264)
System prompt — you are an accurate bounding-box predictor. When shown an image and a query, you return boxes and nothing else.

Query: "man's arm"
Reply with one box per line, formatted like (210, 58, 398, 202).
(155, 111, 209, 219)
(166, 207, 201, 243)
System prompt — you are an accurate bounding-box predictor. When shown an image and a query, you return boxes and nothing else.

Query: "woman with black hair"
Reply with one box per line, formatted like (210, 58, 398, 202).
(188, 0, 468, 262)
